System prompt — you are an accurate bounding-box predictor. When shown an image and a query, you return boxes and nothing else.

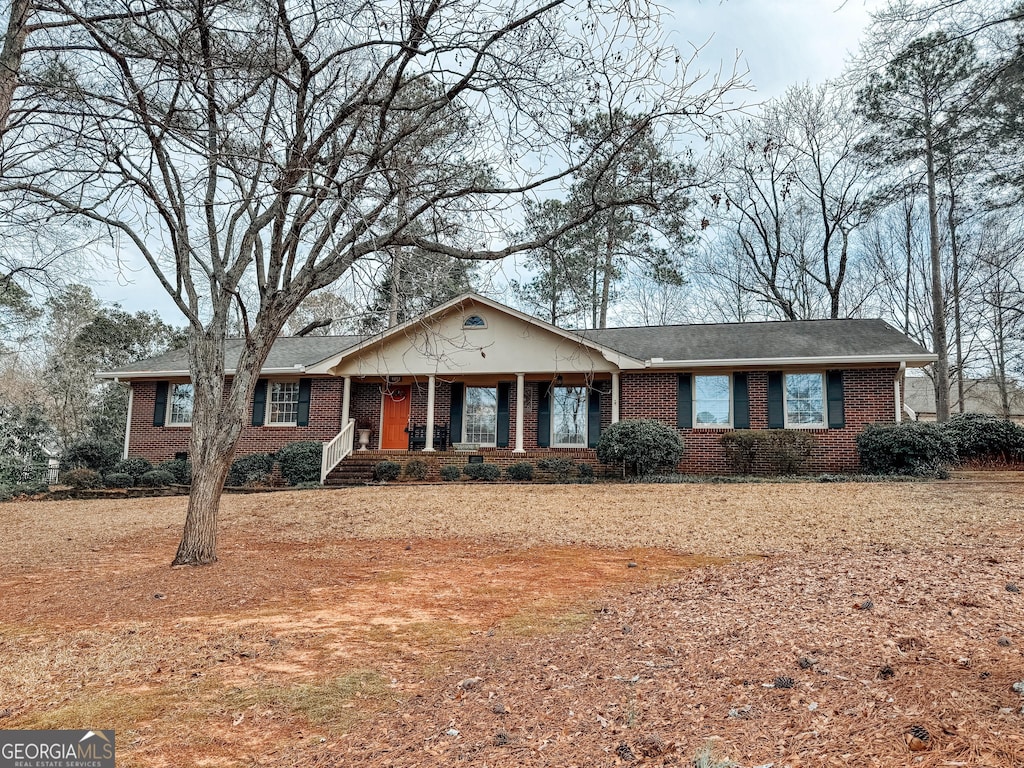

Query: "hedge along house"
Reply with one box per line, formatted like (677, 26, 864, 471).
(99, 293, 936, 481)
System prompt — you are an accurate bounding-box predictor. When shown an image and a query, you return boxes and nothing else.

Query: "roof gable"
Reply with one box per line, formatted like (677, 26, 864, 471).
(310, 294, 642, 376)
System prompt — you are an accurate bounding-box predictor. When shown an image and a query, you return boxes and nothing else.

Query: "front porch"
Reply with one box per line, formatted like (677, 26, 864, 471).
(337, 373, 622, 452)
(320, 372, 622, 481)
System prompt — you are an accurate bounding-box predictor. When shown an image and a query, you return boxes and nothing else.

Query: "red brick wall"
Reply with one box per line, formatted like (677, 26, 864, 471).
(620, 372, 677, 423)
(128, 377, 344, 463)
(619, 368, 899, 474)
(129, 368, 899, 473)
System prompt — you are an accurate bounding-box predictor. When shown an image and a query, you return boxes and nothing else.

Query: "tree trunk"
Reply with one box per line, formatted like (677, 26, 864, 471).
(0, 0, 30, 134)
(548, 248, 557, 325)
(388, 250, 401, 328)
(599, 225, 614, 329)
(173, 443, 230, 565)
(925, 134, 950, 422)
(903, 199, 913, 335)
(171, 320, 260, 566)
(946, 173, 965, 414)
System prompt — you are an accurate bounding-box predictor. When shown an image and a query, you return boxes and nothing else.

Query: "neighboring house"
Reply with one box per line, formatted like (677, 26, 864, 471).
(99, 293, 935, 479)
(903, 376, 1024, 423)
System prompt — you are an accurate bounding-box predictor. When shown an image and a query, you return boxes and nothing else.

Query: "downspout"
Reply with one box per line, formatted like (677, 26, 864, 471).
(894, 362, 906, 423)
(122, 381, 133, 459)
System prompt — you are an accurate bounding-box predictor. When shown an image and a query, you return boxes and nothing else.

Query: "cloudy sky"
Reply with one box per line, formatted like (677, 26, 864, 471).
(666, 0, 880, 99)
(96, 0, 884, 322)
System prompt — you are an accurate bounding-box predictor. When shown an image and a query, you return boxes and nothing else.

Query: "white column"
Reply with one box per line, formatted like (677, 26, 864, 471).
(122, 383, 133, 459)
(611, 373, 620, 424)
(341, 376, 352, 427)
(424, 375, 436, 451)
(514, 373, 526, 453)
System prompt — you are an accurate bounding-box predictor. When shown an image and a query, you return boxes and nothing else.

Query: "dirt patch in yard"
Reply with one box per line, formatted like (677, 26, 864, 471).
(1, 480, 1023, 766)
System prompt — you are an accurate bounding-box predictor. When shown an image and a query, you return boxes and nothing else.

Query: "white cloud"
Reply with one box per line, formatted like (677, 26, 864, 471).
(666, 0, 881, 100)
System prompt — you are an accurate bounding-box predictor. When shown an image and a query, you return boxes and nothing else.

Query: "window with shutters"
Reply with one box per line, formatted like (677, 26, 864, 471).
(267, 381, 300, 425)
(693, 375, 731, 427)
(168, 383, 194, 425)
(551, 386, 587, 446)
(784, 373, 826, 428)
(464, 386, 497, 445)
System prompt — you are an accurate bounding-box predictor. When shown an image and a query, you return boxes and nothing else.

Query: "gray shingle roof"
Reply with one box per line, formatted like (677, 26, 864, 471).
(582, 318, 931, 363)
(104, 335, 366, 376)
(104, 314, 932, 378)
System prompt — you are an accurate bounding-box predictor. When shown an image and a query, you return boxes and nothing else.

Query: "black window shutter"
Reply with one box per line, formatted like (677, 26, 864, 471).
(537, 384, 551, 448)
(587, 390, 602, 448)
(153, 381, 168, 426)
(733, 373, 750, 429)
(296, 378, 312, 427)
(826, 371, 846, 428)
(496, 382, 511, 448)
(449, 383, 464, 444)
(251, 379, 268, 426)
(677, 374, 692, 429)
(767, 372, 785, 428)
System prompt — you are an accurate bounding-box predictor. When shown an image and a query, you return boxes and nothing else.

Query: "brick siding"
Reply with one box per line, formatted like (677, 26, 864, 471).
(128, 368, 900, 473)
(128, 377, 343, 463)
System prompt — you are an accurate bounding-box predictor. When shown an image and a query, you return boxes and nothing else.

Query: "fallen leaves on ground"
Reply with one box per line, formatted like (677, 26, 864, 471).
(1, 479, 1022, 766)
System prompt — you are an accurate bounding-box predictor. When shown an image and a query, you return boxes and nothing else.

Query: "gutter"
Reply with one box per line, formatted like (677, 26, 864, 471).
(97, 364, 308, 380)
(894, 361, 906, 423)
(644, 353, 937, 369)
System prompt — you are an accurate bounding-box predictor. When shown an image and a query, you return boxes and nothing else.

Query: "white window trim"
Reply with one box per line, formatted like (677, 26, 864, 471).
(550, 385, 588, 448)
(463, 385, 498, 447)
(693, 374, 733, 429)
(266, 380, 301, 427)
(783, 372, 827, 429)
(166, 382, 194, 427)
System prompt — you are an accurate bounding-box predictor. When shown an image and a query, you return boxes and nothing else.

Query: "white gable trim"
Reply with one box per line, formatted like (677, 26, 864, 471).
(305, 293, 646, 374)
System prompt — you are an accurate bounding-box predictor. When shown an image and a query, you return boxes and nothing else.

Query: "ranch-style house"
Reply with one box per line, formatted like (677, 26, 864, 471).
(100, 293, 936, 481)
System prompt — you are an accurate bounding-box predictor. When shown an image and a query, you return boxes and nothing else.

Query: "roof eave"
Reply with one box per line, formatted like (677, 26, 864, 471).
(97, 365, 309, 380)
(645, 353, 937, 369)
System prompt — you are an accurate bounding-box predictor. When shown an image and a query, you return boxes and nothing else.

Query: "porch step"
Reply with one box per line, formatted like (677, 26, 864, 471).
(324, 456, 379, 485)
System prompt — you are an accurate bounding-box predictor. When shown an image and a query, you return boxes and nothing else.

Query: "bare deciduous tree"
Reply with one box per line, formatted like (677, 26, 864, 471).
(705, 82, 871, 320)
(8, 0, 740, 564)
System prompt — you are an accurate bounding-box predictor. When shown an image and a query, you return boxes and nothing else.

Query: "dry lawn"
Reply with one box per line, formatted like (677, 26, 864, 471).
(0, 479, 1022, 767)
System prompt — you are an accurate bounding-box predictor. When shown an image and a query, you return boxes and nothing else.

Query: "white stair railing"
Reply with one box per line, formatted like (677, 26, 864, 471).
(321, 418, 356, 483)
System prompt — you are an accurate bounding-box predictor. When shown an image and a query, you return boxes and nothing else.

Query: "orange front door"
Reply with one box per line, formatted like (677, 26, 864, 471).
(380, 386, 411, 449)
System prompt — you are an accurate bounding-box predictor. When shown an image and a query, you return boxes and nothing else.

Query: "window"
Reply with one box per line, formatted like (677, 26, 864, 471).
(694, 375, 731, 426)
(785, 373, 825, 427)
(551, 386, 587, 446)
(463, 314, 487, 329)
(464, 386, 497, 444)
(268, 381, 300, 425)
(168, 383, 194, 425)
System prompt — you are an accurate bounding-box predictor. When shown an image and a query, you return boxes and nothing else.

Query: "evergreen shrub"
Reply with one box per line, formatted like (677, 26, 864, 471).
(595, 419, 684, 477)
(462, 462, 500, 481)
(227, 452, 275, 486)
(62, 467, 103, 489)
(276, 441, 323, 485)
(857, 422, 956, 476)
(373, 460, 401, 482)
